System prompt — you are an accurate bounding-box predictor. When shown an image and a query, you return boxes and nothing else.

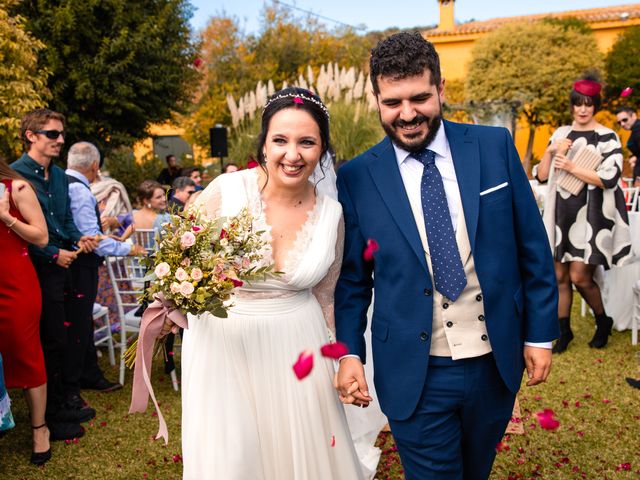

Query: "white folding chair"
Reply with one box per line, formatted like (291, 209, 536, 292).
(633, 280, 640, 346)
(93, 303, 115, 366)
(134, 228, 157, 254)
(622, 187, 639, 212)
(622, 177, 635, 188)
(105, 255, 148, 385)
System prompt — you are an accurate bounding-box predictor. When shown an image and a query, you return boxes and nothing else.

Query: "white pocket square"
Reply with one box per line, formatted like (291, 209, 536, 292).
(480, 182, 509, 196)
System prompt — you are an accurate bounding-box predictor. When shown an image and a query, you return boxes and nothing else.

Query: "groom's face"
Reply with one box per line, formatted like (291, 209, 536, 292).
(375, 69, 444, 153)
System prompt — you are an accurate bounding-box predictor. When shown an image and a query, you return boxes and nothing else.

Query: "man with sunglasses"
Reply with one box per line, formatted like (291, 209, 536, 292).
(11, 109, 99, 442)
(615, 106, 640, 186)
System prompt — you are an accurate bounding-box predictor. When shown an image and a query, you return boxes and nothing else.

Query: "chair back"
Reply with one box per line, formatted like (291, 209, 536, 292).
(105, 255, 149, 384)
(134, 228, 157, 254)
(623, 187, 639, 212)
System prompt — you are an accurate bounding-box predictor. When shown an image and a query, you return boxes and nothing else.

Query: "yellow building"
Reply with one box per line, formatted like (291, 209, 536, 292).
(426, 1, 640, 160)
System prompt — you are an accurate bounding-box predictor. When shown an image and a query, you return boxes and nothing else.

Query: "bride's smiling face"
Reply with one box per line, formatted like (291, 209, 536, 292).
(262, 108, 322, 189)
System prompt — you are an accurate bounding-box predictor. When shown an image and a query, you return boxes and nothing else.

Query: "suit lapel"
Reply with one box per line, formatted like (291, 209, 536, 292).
(367, 138, 430, 276)
(445, 121, 480, 253)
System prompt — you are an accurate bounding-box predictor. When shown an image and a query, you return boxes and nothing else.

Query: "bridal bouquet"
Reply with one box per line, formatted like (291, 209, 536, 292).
(128, 205, 278, 443)
(145, 205, 275, 318)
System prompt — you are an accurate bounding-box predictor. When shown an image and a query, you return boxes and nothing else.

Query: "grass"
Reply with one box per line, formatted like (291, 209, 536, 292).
(1, 299, 639, 479)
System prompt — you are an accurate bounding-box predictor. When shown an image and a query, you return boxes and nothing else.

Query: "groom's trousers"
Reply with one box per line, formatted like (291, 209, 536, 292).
(387, 353, 516, 480)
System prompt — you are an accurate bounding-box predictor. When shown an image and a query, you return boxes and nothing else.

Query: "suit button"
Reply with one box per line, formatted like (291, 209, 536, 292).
(446, 321, 453, 328)
(476, 294, 483, 302)
(478, 315, 485, 321)
(420, 332, 429, 341)
(442, 303, 449, 309)
(481, 334, 488, 341)
(423, 288, 432, 296)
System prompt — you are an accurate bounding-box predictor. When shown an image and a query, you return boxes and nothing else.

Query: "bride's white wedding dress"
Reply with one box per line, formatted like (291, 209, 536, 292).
(182, 169, 374, 479)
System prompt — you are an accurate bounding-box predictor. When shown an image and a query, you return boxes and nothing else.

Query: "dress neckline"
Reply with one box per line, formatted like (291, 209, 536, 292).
(248, 168, 322, 274)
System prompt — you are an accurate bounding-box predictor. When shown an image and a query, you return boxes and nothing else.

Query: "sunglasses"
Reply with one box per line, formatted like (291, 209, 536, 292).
(34, 129, 65, 139)
(617, 118, 630, 126)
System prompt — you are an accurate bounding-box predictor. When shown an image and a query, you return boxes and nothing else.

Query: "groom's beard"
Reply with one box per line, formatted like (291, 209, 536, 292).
(379, 109, 442, 154)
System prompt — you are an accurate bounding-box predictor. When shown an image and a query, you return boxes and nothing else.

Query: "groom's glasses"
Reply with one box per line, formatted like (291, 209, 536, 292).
(34, 129, 65, 140)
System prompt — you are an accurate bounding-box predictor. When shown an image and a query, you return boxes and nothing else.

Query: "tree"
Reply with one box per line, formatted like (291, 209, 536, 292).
(15, 0, 199, 153)
(465, 21, 603, 171)
(604, 26, 640, 111)
(184, 5, 375, 155)
(0, 0, 49, 159)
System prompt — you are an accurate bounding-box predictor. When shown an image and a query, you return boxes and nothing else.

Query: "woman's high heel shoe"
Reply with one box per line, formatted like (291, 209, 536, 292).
(30, 423, 51, 466)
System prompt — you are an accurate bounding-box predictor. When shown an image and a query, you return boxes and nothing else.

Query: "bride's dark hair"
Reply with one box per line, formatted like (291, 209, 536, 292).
(256, 87, 331, 169)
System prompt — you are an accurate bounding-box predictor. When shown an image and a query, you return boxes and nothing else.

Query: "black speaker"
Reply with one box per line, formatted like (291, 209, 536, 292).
(209, 126, 228, 157)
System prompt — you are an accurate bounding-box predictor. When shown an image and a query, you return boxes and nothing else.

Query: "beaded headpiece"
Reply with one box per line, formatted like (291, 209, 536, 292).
(263, 91, 330, 119)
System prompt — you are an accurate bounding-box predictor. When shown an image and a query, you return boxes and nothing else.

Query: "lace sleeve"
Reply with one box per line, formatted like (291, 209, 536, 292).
(193, 176, 223, 219)
(312, 215, 345, 340)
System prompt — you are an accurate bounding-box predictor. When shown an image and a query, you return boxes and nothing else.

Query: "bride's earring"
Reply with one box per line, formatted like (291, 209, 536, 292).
(147, 203, 152, 208)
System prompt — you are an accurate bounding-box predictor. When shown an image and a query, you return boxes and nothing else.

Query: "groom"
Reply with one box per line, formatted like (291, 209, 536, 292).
(334, 32, 559, 479)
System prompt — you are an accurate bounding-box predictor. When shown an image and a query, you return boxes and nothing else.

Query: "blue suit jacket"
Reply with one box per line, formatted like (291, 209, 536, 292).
(335, 121, 559, 421)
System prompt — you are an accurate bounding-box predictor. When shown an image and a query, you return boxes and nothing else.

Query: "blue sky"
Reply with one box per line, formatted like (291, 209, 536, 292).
(189, 0, 627, 33)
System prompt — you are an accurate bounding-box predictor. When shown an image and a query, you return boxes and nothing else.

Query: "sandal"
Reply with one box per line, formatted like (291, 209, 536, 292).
(30, 423, 52, 466)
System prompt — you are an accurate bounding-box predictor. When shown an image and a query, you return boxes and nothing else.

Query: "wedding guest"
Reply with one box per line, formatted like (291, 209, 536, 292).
(0, 156, 50, 464)
(181, 166, 204, 191)
(615, 106, 640, 186)
(535, 77, 632, 353)
(91, 169, 133, 238)
(334, 32, 558, 480)
(157, 154, 181, 187)
(222, 162, 239, 173)
(168, 176, 196, 211)
(132, 180, 167, 231)
(11, 109, 99, 442)
(63, 142, 146, 406)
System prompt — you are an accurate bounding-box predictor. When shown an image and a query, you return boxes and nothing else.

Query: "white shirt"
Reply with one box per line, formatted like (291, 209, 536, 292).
(392, 123, 552, 350)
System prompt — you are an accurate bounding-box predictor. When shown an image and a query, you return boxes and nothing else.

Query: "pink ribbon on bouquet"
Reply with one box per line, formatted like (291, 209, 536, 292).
(129, 292, 188, 444)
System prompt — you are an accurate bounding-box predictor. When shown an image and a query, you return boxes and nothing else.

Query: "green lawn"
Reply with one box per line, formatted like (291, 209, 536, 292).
(2, 304, 639, 479)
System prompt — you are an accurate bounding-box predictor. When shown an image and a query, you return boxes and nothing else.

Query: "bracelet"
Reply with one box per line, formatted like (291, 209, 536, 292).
(5, 217, 17, 228)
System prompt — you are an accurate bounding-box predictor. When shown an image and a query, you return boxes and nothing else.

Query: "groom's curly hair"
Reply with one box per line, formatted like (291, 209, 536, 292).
(369, 31, 441, 94)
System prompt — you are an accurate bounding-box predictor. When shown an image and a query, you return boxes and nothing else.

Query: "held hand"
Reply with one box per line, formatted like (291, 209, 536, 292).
(524, 346, 552, 386)
(78, 235, 100, 252)
(56, 249, 77, 269)
(335, 357, 372, 407)
(549, 138, 572, 156)
(629, 156, 637, 170)
(159, 316, 179, 337)
(553, 154, 575, 173)
(101, 216, 120, 231)
(128, 244, 147, 256)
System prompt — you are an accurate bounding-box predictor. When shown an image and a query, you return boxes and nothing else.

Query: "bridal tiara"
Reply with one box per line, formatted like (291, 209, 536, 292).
(263, 92, 330, 119)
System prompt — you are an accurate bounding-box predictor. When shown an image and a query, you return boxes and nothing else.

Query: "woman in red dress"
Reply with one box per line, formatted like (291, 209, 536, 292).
(0, 158, 49, 465)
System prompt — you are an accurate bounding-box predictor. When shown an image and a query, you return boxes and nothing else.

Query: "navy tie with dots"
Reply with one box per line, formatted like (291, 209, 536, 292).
(414, 148, 467, 301)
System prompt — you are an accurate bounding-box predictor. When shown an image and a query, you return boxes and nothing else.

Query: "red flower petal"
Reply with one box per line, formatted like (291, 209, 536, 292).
(293, 97, 304, 104)
(193, 58, 203, 69)
(173, 454, 183, 463)
(63, 321, 71, 327)
(536, 408, 560, 430)
(100, 421, 107, 427)
(292, 350, 314, 380)
(330, 435, 336, 447)
(363, 238, 379, 261)
(320, 341, 349, 359)
(621, 87, 633, 97)
(231, 278, 243, 287)
(220, 229, 227, 239)
(616, 463, 631, 471)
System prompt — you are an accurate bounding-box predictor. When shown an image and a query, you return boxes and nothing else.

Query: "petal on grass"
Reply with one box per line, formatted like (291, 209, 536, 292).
(536, 409, 560, 430)
(621, 87, 633, 97)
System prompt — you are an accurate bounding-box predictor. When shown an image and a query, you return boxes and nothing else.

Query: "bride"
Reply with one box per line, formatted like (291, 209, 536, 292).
(173, 87, 382, 479)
